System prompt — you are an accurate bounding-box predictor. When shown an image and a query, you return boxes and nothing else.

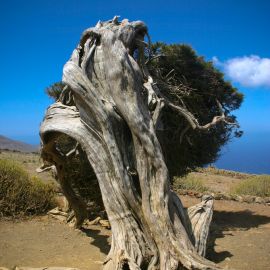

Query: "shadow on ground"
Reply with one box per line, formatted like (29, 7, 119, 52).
(81, 227, 110, 254)
(206, 210, 270, 263)
(77, 209, 270, 265)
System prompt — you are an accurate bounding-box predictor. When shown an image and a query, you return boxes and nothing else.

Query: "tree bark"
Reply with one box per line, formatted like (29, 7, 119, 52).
(40, 17, 221, 269)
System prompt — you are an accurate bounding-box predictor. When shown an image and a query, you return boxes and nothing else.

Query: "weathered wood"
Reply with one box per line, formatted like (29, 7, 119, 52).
(40, 17, 222, 269)
(187, 195, 214, 257)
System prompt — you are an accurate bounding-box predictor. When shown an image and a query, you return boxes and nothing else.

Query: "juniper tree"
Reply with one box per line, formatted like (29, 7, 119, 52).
(40, 17, 242, 270)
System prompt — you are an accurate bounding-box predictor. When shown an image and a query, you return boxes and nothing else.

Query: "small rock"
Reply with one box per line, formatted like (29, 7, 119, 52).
(88, 216, 101, 225)
(222, 194, 231, 201)
(235, 195, 243, 203)
(48, 207, 68, 217)
(255, 197, 265, 204)
(195, 192, 202, 198)
(99, 219, 111, 229)
(214, 193, 222, 200)
(49, 214, 67, 222)
(178, 189, 187, 195)
(243, 195, 255, 203)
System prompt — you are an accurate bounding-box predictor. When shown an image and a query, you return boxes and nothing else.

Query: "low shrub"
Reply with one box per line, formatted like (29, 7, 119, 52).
(231, 175, 270, 197)
(0, 159, 56, 217)
(173, 174, 208, 192)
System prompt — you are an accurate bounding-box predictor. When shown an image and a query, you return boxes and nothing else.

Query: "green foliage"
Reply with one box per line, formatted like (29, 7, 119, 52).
(148, 43, 244, 176)
(45, 44, 244, 181)
(45, 82, 65, 100)
(54, 135, 104, 215)
(173, 174, 208, 192)
(231, 175, 270, 197)
(0, 159, 56, 217)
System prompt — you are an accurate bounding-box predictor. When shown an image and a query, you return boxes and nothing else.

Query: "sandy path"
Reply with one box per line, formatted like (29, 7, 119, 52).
(0, 197, 269, 270)
(0, 216, 109, 270)
(182, 196, 270, 270)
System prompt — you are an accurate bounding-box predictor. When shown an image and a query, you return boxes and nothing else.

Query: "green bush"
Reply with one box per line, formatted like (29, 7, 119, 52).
(173, 174, 208, 192)
(231, 175, 270, 197)
(0, 159, 56, 217)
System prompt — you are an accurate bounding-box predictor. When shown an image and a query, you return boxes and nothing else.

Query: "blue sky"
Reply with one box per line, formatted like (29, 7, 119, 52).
(0, 0, 269, 173)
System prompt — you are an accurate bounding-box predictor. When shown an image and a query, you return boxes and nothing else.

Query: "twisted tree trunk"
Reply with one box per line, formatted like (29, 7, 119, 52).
(40, 17, 221, 269)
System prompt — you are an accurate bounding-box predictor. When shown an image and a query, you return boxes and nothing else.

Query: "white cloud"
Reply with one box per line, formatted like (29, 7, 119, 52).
(212, 56, 222, 66)
(213, 55, 270, 88)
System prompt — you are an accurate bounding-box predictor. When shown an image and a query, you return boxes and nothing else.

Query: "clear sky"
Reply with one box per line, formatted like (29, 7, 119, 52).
(0, 0, 269, 173)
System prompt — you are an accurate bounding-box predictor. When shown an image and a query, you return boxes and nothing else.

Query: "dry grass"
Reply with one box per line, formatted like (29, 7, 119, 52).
(231, 175, 270, 197)
(0, 150, 54, 183)
(0, 159, 56, 217)
(173, 174, 208, 192)
(197, 166, 251, 179)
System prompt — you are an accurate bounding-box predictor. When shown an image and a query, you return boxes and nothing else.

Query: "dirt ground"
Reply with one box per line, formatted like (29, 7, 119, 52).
(0, 197, 269, 270)
(1, 151, 269, 269)
(189, 172, 245, 193)
(0, 216, 109, 270)
(182, 196, 270, 270)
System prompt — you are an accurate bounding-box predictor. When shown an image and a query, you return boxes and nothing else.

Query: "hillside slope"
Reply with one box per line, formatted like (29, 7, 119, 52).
(0, 135, 38, 152)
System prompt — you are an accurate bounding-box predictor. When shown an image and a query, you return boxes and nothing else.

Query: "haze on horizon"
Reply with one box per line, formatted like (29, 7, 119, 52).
(0, 0, 269, 174)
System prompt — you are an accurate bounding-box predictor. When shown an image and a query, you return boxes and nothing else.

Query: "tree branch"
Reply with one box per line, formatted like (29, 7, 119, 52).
(166, 99, 238, 131)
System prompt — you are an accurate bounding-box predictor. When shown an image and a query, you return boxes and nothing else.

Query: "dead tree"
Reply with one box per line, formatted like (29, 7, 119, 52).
(40, 17, 231, 269)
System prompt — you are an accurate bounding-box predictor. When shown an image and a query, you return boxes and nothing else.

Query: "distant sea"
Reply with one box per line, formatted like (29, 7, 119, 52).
(215, 131, 270, 175)
(8, 130, 270, 175)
